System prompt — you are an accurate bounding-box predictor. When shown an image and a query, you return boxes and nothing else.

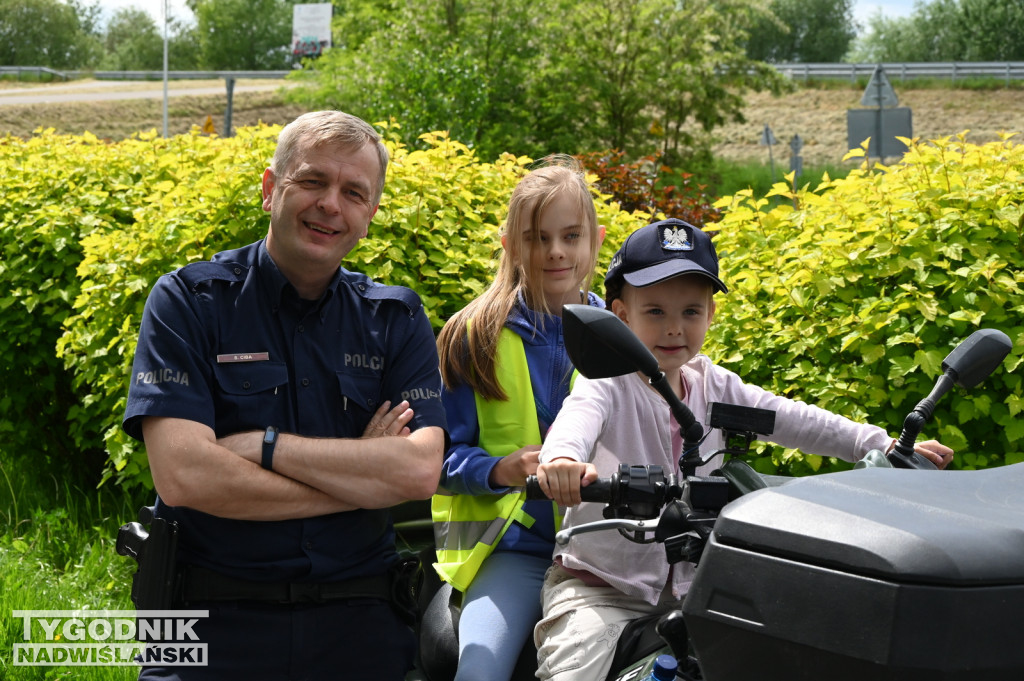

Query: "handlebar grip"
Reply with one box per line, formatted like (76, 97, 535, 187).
(523, 476, 614, 503)
(579, 478, 614, 503)
(524, 475, 547, 500)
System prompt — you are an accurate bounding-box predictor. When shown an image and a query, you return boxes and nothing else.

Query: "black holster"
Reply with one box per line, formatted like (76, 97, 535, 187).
(115, 506, 179, 611)
(388, 555, 423, 627)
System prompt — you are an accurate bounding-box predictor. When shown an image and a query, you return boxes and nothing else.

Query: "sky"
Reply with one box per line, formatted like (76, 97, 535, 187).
(100, 0, 193, 27)
(853, 0, 919, 24)
(101, 0, 920, 33)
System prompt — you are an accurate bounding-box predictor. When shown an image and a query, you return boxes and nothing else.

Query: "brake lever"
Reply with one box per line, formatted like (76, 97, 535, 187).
(555, 518, 660, 546)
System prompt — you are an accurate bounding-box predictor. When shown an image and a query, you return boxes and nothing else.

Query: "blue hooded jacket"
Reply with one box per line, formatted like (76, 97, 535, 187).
(439, 292, 605, 557)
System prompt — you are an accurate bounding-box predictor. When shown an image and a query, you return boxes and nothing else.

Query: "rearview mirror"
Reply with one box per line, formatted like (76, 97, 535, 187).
(563, 305, 660, 379)
(941, 328, 1013, 389)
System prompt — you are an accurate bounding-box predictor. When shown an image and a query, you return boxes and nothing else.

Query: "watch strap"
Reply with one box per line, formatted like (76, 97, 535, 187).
(261, 426, 278, 471)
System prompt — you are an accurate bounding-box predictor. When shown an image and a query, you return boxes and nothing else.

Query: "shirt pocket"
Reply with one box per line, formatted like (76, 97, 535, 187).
(336, 368, 383, 422)
(212, 361, 289, 426)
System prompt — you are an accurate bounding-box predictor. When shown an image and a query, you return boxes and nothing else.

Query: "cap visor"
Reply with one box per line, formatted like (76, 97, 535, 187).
(622, 260, 727, 293)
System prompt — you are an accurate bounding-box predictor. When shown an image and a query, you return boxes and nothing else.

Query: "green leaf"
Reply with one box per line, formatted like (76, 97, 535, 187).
(1005, 418, 1024, 443)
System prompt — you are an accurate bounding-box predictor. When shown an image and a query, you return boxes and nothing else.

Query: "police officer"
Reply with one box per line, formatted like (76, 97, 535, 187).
(123, 110, 448, 680)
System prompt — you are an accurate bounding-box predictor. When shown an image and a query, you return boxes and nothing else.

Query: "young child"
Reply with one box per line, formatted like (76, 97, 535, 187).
(432, 156, 606, 681)
(532, 218, 954, 681)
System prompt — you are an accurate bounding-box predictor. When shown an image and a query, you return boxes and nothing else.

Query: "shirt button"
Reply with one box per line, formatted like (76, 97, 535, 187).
(233, 267, 242, 275)
(301, 378, 310, 387)
(242, 381, 251, 390)
(297, 325, 305, 333)
(304, 541, 314, 550)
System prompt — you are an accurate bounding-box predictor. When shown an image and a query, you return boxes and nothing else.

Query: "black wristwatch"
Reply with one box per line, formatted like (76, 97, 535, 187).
(261, 426, 279, 470)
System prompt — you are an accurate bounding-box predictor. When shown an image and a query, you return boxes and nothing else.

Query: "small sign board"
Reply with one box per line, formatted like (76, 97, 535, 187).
(861, 65, 899, 108)
(789, 134, 803, 155)
(847, 107, 913, 158)
(292, 3, 333, 59)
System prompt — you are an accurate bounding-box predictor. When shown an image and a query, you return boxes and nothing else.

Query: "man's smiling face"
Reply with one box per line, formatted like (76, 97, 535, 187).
(262, 139, 380, 289)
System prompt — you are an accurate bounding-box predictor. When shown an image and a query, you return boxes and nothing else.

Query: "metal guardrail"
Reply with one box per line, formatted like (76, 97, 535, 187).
(54, 70, 292, 81)
(87, 70, 292, 80)
(81, 63, 1024, 84)
(78, 73, 294, 136)
(0, 68, 293, 138)
(774, 62, 1024, 85)
(11, 64, 1024, 85)
(0, 66, 69, 81)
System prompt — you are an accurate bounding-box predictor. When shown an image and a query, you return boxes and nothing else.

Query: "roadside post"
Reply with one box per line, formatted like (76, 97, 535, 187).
(789, 134, 803, 207)
(760, 124, 778, 182)
(846, 64, 912, 160)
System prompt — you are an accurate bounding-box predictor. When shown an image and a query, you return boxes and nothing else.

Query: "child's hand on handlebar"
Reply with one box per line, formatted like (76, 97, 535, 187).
(886, 438, 954, 469)
(914, 439, 954, 469)
(536, 458, 599, 506)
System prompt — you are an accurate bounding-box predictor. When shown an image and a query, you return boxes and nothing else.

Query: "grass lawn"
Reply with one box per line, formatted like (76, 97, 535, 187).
(2, 460, 144, 680)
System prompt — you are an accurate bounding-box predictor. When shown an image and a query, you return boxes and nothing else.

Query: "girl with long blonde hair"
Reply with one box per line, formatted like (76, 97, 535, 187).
(432, 156, 605, 681)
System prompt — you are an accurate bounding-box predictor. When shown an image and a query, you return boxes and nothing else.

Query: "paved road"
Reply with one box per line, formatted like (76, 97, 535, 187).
(0, 79, 287, 106)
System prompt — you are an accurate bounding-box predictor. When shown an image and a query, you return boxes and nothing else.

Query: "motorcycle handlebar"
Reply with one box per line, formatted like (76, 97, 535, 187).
(524, 475, 614, 503)
(524, 465, 678, 522)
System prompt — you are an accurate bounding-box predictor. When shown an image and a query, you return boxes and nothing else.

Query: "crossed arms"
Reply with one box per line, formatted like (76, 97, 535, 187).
(144, 400, 443, 522)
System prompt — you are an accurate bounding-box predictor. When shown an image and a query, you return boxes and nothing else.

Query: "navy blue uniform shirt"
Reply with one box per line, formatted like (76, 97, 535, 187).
(123, 240, 447, 583)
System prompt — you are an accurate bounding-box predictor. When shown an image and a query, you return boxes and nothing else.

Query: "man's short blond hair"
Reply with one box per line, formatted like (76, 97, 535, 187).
(271, 111, 389, 204)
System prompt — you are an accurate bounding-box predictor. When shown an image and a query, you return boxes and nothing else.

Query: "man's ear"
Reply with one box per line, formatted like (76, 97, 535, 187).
(261, 168, 275, 212)
(708, 298, 716, 325)
(611, 298, 629, 325)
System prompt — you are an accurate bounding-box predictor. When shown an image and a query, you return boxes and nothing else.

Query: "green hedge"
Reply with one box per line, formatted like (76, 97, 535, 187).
(707, 132, 1024, 475)
(0, 124, 643, 491)
(3, 125, 1022, 491)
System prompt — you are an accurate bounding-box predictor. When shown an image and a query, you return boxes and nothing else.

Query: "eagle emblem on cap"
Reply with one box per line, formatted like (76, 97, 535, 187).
(662, 225, 693, 251)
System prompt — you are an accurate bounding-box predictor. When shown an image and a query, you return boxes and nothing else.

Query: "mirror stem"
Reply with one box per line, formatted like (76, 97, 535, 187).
(890, 372, 953, 469)
(647, 371, 704, 478)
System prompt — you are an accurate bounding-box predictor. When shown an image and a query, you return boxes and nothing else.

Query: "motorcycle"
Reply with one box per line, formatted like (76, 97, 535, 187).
(410, 304, 1017, 681)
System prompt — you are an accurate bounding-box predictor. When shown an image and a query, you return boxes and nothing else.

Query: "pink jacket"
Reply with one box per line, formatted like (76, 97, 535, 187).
(539, 354, 893, 605)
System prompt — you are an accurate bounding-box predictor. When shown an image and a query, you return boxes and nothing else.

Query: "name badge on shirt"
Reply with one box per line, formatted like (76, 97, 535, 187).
(216, 352, 270, 363)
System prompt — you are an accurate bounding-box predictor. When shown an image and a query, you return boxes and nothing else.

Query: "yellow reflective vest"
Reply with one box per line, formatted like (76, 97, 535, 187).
(431, 327, 562, 592)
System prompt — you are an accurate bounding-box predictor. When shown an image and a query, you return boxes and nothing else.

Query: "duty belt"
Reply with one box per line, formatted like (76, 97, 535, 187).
(179, 565, 392, 605)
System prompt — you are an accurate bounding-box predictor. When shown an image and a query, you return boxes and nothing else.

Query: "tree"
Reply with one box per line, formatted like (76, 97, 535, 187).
(331, 0, 397, 52)
(188, 0, 293, 69)
(745, 0, 858, 63)
(101, 7, 163, 70)
(896, 0, 968, 61)
(958, 0, 1024, 60)
(289, 0, 538, 159)
(537, 0, 787, 161)
(845, 12, 920, 63)
(287, 0, 787, 163)
(0, 0, 101, 68)
(166, 11, 203, 70)
(849, 0, 1024, 62)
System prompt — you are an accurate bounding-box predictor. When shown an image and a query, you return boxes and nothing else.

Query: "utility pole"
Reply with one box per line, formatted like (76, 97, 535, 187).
(162, 0, 169, 138)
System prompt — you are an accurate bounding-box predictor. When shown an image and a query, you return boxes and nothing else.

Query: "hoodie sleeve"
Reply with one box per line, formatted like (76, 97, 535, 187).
(699, 358, 892, 462)
(539, 375, 612, 465)
(438, 380, 505, 495)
